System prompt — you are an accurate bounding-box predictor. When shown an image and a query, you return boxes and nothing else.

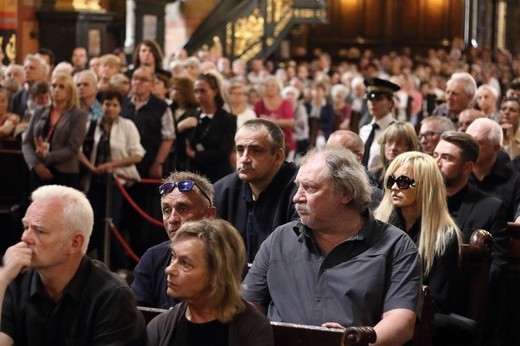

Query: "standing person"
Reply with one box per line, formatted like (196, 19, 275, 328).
(214, 119, 298, 262)
(184, 72, 237, 183)
(255, 76, 295, 159)
(22, 73, 88, 191)
(374, 152, 462, 316)
(170, 76, 198, 171)
(131, 171, 216, 309)
(331, 83, 352, 131)
(74, 69, 103, 121)
(9, 54, 48, 118)
(243, 147, 422, 345)
(78, 89, 145, 269)
(97, 54, 122, 92)
(147, 219, 273, 345)
(281, 85, 309, 159)
(304, 79, 335, 148)
(226, 79, 257, 130)
(126, 39, 172, 80)
(359, 77, 400, 170)
(0, 185, 145, 345)
(0, 89, 20, 138)
(120, 66, 175, 254)
(71, 46, 88, 73)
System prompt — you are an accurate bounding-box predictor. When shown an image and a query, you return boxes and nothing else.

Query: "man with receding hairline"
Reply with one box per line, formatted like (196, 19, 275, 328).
(214, 119, 298, 262)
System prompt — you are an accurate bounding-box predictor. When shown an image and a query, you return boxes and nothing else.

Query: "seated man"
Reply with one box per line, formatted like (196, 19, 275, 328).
(214, 119, 298, 262)
(131, 171, 216, 309)
(243, 147, 422, 345)
(0, 185, 145, 345)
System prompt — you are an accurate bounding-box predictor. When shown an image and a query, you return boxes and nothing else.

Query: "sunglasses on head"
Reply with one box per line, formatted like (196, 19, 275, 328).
(159, 180, 212, 206)
(386, 175, 416, 190)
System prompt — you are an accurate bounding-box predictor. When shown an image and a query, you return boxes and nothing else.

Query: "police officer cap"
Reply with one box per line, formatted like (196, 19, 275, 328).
(364, 77, 400, 100)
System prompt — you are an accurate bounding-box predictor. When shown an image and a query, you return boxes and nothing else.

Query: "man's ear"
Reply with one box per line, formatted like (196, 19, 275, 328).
(69, 233, 85, 255)
(462, 161, 474, 176)
(206, 206, 217, 218)
(274, 147, 285, 164)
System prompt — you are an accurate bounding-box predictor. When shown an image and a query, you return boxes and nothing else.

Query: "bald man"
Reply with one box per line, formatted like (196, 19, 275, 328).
(457, 109, 484, 133)
(327, 130, 382, 209)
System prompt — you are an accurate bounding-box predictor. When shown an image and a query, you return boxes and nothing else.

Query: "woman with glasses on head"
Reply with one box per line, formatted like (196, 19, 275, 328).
(185, 72, 237, 183)
(370, 121, 419, 189)
(374, 151, 462, 317)
(147, 219, 273, 345)
(22, 73, 88, 191)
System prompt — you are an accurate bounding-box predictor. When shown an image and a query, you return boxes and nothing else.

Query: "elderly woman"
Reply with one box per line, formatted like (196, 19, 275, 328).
(375, 151, 462, 315)
(499, 97, 520, 159)
(22, 73, 88, 191)
(147, 219, 274, 345)
(370, 121, 419, 189)
(475, 84, 500, 121)
(78, 89, 145, 267)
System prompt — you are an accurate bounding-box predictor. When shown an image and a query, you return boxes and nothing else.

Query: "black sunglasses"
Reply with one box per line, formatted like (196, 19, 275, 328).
(386, 175, 416, 190)
(159, 180, 212, 206)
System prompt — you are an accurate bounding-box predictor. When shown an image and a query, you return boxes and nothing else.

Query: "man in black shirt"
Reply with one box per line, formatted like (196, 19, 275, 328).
(0, 185, 145, 345)
(214, 119, 298, 262)
(433, 131, 509, 345)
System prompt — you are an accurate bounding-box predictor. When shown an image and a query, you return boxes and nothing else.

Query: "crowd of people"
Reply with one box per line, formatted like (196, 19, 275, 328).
(0, 38, 519, 344)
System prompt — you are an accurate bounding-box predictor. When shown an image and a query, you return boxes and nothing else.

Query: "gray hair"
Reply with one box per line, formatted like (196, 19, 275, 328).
(300, 147, 373, 213)
(447, 72, 477, 98)
(163, 171, 215, 208)
(468, 117, 503, 146)
(31, 185, 93, 254)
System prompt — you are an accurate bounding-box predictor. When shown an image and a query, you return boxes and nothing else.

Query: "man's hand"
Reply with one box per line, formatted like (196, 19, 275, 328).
(321, 322, 346, 330)
(0, 242, 32, 286)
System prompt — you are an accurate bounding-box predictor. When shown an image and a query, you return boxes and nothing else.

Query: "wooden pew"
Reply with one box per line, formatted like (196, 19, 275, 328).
(506, 222, 520, 344)
(271, 321, 376, 346)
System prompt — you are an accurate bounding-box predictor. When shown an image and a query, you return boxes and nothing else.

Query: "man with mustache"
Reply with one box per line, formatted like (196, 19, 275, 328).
(214, 119, 298, 262)
(243, 146, 422, 345)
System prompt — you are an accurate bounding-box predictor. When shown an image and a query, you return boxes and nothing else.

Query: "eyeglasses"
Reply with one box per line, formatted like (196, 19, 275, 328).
(159, 180, 212, 206)
(418, 131, 442, 140)
(386, 175, 416, 190)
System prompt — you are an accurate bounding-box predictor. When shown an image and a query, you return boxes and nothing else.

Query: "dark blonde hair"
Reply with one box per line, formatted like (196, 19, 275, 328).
(172, 219, 246, 323)
(379, 121, 419, 168)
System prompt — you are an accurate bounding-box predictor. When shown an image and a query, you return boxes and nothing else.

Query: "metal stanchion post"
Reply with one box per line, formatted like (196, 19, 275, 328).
(104, 172, 113, 268)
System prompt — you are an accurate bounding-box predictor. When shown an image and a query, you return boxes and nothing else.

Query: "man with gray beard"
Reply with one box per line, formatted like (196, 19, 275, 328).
(243, 146, 422, 345)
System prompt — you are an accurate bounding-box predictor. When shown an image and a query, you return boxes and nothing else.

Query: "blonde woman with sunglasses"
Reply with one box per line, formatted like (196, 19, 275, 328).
(374, 151, 462, 318)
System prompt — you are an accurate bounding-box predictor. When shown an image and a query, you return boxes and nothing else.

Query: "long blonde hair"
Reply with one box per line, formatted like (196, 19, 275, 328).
(374, 151, 462, 275)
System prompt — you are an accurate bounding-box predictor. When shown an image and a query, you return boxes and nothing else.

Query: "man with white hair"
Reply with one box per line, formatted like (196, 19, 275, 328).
(74, 70, 103, 121)
(432, 72, 477, 123)
(0, 185, 145, 345)
(466, 117, 520, 222)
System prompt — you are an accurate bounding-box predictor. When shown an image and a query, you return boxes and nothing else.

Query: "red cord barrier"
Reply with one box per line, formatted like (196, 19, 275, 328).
(112, 175, 164, 227)
(110, 220, 141, 263)
(115, 173, 162, 185)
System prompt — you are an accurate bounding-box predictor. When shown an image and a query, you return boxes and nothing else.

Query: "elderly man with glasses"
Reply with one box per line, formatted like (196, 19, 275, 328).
(131, 171, 216, 309)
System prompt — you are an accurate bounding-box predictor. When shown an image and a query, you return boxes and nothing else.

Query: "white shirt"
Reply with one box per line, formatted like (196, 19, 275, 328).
(359, 113, 396, 170)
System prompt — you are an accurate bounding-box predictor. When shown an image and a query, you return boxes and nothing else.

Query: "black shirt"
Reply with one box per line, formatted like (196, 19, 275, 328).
(172, 313, 229, 346)
(1, 257, 146, 345)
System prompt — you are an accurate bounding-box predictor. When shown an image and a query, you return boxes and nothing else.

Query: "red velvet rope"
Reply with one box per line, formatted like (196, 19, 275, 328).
(112, 175, 164, 227)
(110, 220, 141, 263)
